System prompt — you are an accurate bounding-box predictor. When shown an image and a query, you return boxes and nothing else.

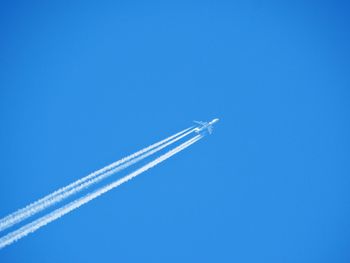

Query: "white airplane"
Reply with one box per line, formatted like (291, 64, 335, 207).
(194, 118, 219, 134)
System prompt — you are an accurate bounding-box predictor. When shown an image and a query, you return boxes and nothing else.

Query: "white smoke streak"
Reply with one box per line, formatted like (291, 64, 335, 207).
(0, 135, 202, 249)
(1, 128, 195, 230)
(0, 127, 194, 232)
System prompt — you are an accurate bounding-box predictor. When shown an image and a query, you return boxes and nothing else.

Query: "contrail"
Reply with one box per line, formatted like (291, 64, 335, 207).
(0, 134, 202, 249)
(0, 128, 195, 232)
(0, 127, 194, 232)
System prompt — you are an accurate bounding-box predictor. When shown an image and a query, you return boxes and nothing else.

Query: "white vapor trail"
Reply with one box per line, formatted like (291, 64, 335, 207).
(0, 128, 195, 232)
(0, 127, 194, 233)
(0, 134, 202, 249)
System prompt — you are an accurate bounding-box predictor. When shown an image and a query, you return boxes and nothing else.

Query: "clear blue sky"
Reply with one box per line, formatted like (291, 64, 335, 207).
(1, 1, 349, 262)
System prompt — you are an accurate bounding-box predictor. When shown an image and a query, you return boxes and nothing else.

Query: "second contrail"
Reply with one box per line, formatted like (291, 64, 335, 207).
(0, 134, 202, 249)
(0, 127, 194, 232)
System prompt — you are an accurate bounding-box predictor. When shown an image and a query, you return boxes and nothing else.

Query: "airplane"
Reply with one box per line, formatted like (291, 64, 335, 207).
(193, 118, 219, 134)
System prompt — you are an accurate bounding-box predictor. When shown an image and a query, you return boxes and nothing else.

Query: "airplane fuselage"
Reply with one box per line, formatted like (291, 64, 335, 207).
(194, 118, 219, 134)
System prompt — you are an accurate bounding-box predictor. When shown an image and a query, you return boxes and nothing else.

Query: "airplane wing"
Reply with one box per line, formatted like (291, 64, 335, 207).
(208, 126, 213, 134)
(193, 120, 205, 125)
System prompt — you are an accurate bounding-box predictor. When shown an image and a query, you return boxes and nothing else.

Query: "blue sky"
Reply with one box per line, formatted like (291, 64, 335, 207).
(1, 1, 349, 262)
